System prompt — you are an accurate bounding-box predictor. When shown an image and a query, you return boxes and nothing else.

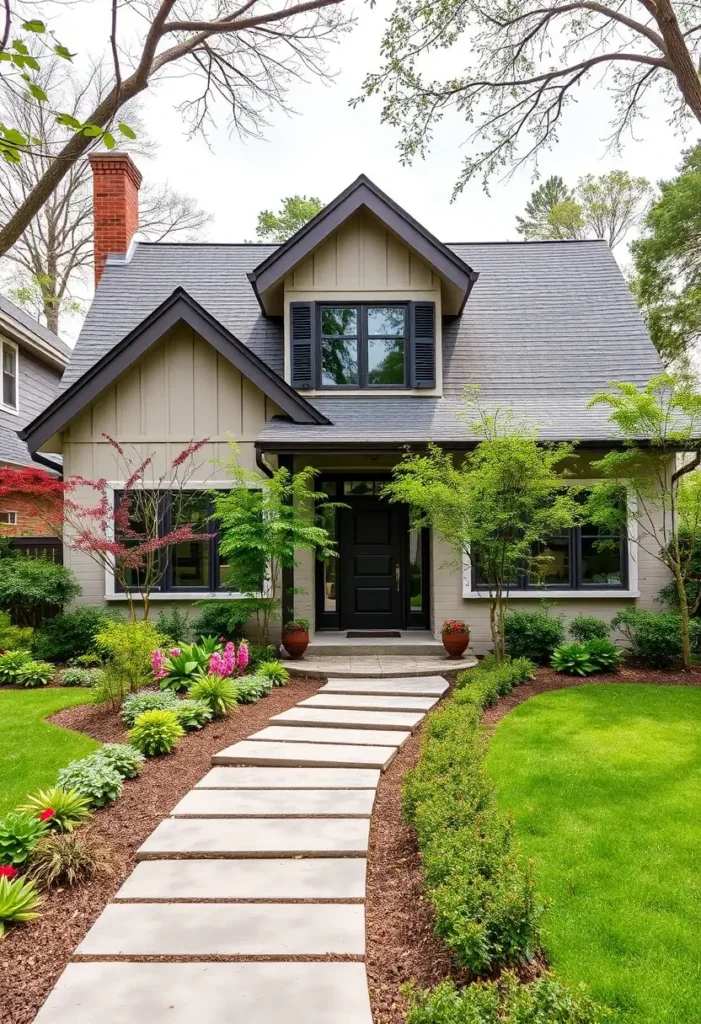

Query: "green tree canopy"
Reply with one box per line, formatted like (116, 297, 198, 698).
(256, 196, 324, 243)
(632, 145, 701, 363)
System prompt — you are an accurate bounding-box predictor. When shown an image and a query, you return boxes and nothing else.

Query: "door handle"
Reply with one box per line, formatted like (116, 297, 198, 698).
(395, 561, 401, 592)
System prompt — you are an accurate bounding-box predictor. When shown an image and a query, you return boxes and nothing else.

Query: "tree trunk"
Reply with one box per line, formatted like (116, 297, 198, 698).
(655, 0, 701, 120)
(674, 565, 693, 672)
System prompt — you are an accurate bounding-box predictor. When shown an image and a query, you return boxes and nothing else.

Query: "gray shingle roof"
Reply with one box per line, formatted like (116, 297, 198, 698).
(62, 237, 663, 444)
(0, 293, 72, 362)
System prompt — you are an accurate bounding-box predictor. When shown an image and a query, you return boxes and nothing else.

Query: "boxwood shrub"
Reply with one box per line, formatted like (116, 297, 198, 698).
(404, 656, 540, 975)
(504, 609, 565, 664)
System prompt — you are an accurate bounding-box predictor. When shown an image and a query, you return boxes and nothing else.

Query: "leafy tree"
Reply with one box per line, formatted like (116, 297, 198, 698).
(256, 195, 324, 243)
(0, 62, 211, 334)
(0, 437, 212, 620)
(517, 171, 651, 248)
(0, 2, 350, 256)
(360, 0, 700, 194)
(632, 145, 701, 363)
(383, 393, 580, 658)
(586, 372, 701, 672)
(0, 556, 80, 626)
(213, 444, 339, 643)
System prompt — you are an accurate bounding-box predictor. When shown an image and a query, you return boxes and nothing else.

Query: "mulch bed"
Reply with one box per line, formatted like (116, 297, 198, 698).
(0, 675, 319, 1024)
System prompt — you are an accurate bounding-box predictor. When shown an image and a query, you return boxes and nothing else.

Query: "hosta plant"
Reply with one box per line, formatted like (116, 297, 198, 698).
(59, 667, 104, 687)
(172, 698, 213, 730)
(0, 649, 31, 684)
(0, 875, 42, 937)
(153, 638, 222, 690)
(256, 660, 289, 687)
(188, 674, 238, 718)
(129, 709, 184, 756)
(17, 660, 54, 688)
(551, 643, 596, 676)
(98, 744, 145, 779)
(233, 676, 272, 704)
(27, 833, 110, 889)
(57, 754, 124, 808)
(18, 787, 92, 832)
(0, 811, 47, 866)
(585, 638, 625, 672)
(121, 689, 180, 726)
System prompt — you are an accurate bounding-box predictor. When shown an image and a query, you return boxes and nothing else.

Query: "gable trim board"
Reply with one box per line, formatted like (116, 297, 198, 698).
(248, 175, 479, 316)
(19, 288, 330, 454)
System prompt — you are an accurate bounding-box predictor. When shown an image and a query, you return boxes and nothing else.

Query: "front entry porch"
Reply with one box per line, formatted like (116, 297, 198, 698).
(281, 630, 477, 679)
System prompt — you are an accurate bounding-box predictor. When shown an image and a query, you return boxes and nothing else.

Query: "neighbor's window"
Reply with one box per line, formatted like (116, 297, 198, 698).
(0, 511, 17, 525)
(320, 304, 407, 388)
(1, 341, 17, 411)
(114, 490, 231, 593)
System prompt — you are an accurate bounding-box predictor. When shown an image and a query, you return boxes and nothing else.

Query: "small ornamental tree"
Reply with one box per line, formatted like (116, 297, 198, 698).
(213, 444, 340, 643)
(384, 393, 581, 658)
(586, 373, 701, 672)
(0, 435, 212, 619)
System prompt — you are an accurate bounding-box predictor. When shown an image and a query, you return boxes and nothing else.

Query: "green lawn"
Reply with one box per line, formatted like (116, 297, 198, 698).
(486, 684, 701, 1024)
(0, 688, 99, 815)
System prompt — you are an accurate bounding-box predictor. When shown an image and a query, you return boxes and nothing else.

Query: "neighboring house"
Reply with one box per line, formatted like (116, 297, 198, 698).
(19, 153, 668, 652)
(0, 292, 68, 546)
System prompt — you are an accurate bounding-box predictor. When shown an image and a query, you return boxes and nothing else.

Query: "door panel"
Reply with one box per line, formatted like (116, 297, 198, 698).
(339, 500, 404, 629)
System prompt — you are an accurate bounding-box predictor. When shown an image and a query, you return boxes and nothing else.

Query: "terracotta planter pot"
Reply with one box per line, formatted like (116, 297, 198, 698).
(441, 631, 469, 659)
(282, 630, 309, 659)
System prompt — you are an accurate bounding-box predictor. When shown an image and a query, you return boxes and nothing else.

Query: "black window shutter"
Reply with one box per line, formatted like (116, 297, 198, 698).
(410, 301, 436, 388)
(290, 301, 316, 388)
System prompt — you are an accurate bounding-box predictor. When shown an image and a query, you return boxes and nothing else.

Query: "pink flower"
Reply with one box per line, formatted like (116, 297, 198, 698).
(236, 641, 249, 672)
(223, 642, 236, 676)
(209, 651, 227, 676)
(151, 648, 168, 680)
(170, 648, 181, 657)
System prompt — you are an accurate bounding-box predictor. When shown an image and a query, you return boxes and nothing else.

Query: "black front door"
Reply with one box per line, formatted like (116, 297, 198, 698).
(339, 499, 404, 630)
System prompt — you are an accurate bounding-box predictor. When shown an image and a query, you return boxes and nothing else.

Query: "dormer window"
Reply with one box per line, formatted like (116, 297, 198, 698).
(320, 304, 407, 388)
(290, 300, 436, 390)
(1, 340, 18, 412)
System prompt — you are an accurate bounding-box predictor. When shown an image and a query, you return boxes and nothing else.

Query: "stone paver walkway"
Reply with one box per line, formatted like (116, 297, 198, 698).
(33, 673, 449, 1024)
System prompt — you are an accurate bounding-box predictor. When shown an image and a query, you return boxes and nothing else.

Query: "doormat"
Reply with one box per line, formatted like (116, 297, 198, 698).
(346, 631, 402, 639)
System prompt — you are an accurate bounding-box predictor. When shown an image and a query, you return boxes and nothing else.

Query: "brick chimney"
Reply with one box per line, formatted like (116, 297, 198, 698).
(89, 152, 142, 287)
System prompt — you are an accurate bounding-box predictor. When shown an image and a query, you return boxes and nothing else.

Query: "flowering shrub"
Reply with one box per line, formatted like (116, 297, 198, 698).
(129, 709, 184, 757)
(154, 638, 220, 691)
(57, 754, 123, 808)
(19, 787, 92, 832)
(0, 875, 42, 937)
(0, 812, 47, 866)
(282, 618, 311, 634)
(441, 619, 469, 635)
(121, 689, 180, 726)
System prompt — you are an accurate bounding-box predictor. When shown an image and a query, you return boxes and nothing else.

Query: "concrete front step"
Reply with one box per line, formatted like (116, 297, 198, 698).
(212, 740, 397, 771)
(271, 707, 424, 732)
(321, 676, 449, 697)
(248, 725, 411, 749)
(300, 693, 439, 712)
(281, 654, 474, 678)
(196, 766, 380, 790)
(33, 962, 373, 1024)
(116, 858, 367, 901)
(170, 788, 376, 818)
(137, 817, 370, 859)
(77, 902, 365, 956)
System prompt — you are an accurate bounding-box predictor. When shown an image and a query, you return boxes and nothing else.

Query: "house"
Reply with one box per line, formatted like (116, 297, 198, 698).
(19, 153, 668, 653)
(0, 292, 69, 551)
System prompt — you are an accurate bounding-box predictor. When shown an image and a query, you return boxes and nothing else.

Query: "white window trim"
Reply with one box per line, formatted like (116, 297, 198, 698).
(0, 510, 17, 525)
(461, 483, 639, 600)
(1, 338, 19, 415)
(102, 479, 270, 602)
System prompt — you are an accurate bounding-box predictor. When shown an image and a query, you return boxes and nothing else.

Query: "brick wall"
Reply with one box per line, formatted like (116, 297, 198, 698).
(0, 490, 61, 538)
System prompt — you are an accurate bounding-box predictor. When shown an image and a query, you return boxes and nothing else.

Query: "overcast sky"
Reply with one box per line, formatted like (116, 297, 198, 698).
(37, 0, 701, 337)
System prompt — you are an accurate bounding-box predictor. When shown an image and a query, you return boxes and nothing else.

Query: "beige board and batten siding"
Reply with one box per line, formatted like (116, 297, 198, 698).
(59, 323, 281, 608)
(283, 209, 443, 395)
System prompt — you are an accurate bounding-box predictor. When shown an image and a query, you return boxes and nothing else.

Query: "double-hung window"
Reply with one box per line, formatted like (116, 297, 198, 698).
(114, 490, 231, 593)
(320, 304, 408, 388)
(1, 340, 18, 412)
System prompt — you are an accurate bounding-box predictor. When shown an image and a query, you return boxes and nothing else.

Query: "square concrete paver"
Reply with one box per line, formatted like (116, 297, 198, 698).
(196, 766, 381, 789)
(301, 693, 438, 712)
(271, 707, 425, 731)
(77, 902, 365, 956)
(33, 962, 372, 1024)
(137, 816, 370, 858)
(170, 788, 376, 818)
(212, 740, 397, 770)
(249, 725, 411, 748)
(322, 676, 449, 696)
(116, 857, 367, 901)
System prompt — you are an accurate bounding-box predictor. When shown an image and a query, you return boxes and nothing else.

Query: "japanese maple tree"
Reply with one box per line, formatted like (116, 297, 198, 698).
(0, 435, 212, 619)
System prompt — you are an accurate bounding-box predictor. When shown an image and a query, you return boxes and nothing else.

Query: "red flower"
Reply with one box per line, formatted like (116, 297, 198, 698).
(39, 808, 55, 822)
(0, 865, 18, 880)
